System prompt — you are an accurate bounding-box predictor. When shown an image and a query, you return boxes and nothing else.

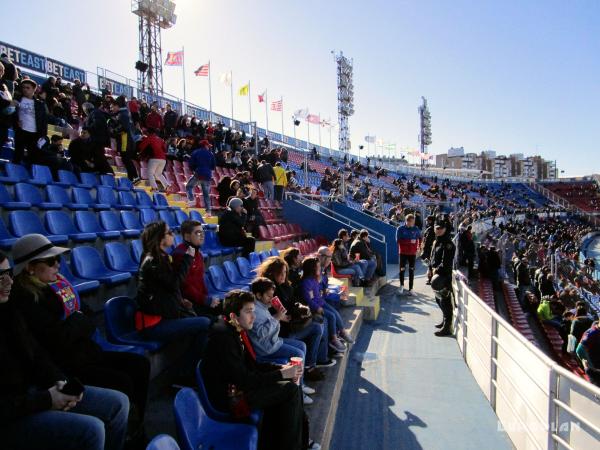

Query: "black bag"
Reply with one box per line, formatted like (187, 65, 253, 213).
(431, 273, 449, 291)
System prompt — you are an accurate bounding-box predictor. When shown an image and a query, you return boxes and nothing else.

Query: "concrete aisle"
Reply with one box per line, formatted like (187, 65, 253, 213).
(330, 262, 514, 450)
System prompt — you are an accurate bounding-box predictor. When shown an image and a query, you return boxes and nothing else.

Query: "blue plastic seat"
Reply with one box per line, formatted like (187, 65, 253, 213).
(45, 211, 96, 242)
(0, 183, 30, 209)
(4, 163, 44, 185)
(9, 211, 68, 244)
(159, 210, 180, 231)
(248, 252, 261, 269)
(236, 257, 257, 279)
(204, 274, 225, 301)
(14, 183, 61, 210)
(140, 208, 159, 226)
(92, 330, 146, 357)
(104, 242, 139, 274)
(130, 239, 143, 264)
(118, 190, 141, 209)
(208, 265, 249, 293)
(175, 209, 189, 226)
(99, 211, 140, 238)
(31, 164, 69, 186)
(100, 174, 129, 191)
(136, 190, 163, 210)
(80, 172, 99, 187)
(46, 185, 88, 210)
(188, 210, 205, 223)
(120, 211, 143, 231)
(258, 251, 271, 262)
(154, 192, 177, 211)
(58, 169, 91, 188)
(146, 434, 180, 450)
(71, 246, 131, 285)
(59, 256, 100, 294)
(97, 186, 133, 210)
(201, 230, 222, 258)
(104, 296, 163, 352)
(0, 217, 17, 250)
(117, 177, 134, 191)
(223, 260, 253, 285)
(270, 247, 280, 256)
(72, 187, 110, 210)
(174, 388, 258, 450)
(74, 211, 120, 240)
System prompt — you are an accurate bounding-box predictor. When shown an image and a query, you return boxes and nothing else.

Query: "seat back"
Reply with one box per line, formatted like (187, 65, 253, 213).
(46, 185, 71, 204)
(45, 211, 77, 234)
(117, 177, 133, 191)
(100, 174, 116, 188)
(72, 246, 106, 277)
(121, 211, 142, 230)
(97, 186, 117, 205)
(131, 239, 143, 264)
(259, 251, 270, 262)
(31, 164, 54, 184)
(195, 360, 231, 422)
(136, 190, 154, 207)
(0, 217, 15, 241)
(208, 265, 226, 290)
(140, 209, 158, 226)
(10, 210, 47, 236)
(236, 257, 254, 278)
(75, 211, 101, 233)
(14, 182, 43, 204)
(248, 252, 261, 269)
(222, 261, 242, 284)
(72, 187, 95, 205)
(5, 163, 30, 181)
(270, 248, 280, 256)
(175, 209, 189, 226)
(159, 210, 177, 228)
(154, 192, 169, 207)
(119, 191, 137, 208)
(0, 184, 15, 204)
(188, 210, 205, 223)
(258, 225, 270, 240)
(104, 296, 137, 343)
(58, 169, 79, 186)
(104, 242, 136, 271)
(173, 388, 205, 450)
(80, 172, 98, 186)
(99, 211, 124, 232)
(146, 434, 181, 450)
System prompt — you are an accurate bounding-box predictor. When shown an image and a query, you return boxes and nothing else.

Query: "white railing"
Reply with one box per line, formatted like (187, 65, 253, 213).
(453, 274, 600, 450)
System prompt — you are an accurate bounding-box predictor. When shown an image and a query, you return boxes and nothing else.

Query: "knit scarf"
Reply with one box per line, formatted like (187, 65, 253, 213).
(225, 317, 256, 361)
(49, 274, 80, 319)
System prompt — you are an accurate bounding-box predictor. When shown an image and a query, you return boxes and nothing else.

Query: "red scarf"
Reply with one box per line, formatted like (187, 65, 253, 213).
(49, 274, 80, 319)
(225, 317, 256, 361)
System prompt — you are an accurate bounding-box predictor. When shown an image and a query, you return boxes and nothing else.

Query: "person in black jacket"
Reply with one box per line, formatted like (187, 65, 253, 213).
(202, 290, 320, 450)
(0, 250, 130, 450)
(428, 221, 456, 337)
(109, 96, 140, 182)
(83, 101, 114, 174)
(218, 197, 256, 256)
(135, 221, 211, 378)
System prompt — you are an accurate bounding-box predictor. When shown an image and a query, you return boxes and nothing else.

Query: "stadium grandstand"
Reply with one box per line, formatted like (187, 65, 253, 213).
(1, 5, 600, 450)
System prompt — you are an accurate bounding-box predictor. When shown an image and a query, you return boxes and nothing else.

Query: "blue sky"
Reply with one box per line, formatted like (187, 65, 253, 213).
(2, 0, 599, 176)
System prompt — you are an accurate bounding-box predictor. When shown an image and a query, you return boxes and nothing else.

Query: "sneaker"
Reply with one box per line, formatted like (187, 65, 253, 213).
(331, 351, 345, 359)
(304, 367, 325, 381)
(405, 289, 414, 296)
(316, 359, 337, 368)
(166, 184, 179, 194)
(308, 440, 322, 450)
(302, 384, 316, 395)
(303, 393, 314, 405)
(339, 330, 355, 344)
(397, 286, 404, 295)
(186, 200, 197, 207)
(133, 177, 142, 185)
(329, 337, 346, 353)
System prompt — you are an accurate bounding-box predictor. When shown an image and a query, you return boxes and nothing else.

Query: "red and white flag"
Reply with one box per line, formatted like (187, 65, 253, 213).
(306, 114, 321, 125)
(194, 63, 209, 76)
(271, 99, 283, 111)
(258, 91, 266, 103)
(165, 51, 184, 66)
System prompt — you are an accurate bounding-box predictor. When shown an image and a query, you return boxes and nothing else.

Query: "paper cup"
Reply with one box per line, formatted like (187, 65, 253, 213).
(289, 357, 303, 385)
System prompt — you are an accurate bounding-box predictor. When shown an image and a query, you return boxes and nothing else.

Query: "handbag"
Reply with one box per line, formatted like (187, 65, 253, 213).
(431, 273, 449, 291)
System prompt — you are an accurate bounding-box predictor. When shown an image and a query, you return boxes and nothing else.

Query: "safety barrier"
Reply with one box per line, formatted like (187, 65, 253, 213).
(453, 273, 600, 450)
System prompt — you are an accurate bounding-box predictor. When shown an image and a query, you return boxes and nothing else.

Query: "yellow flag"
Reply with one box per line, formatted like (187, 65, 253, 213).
(239, 83, 249, 96)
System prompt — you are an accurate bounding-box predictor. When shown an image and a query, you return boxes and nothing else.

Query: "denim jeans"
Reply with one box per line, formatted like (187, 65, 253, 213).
(287, 321, 324, 367)
(335, 263, 364, 284)
(2, 386, 129, 450)
(322, 303, 343, 338)
(262, 181, 274, 200)
(357, 259, 377, 279)
(186, 175, 212, 211)
(257, 338, 306, 384)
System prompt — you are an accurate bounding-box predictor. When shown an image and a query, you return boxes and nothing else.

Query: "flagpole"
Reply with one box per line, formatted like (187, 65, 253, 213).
(318, 112, 322, 148)
(265, 89, 269, 136)
(230, 71, 234, 125)
(181, 46, 187, 113)
(280, 96, 284, 138)
(208, 60, 213, 122)
(248, 81, 252, 124)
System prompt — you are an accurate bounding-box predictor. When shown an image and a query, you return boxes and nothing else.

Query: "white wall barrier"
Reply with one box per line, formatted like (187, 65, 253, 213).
(453, 274, 600, 450)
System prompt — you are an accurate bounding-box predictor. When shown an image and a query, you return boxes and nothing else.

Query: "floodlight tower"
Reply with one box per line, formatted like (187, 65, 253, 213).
(131, 0, 177, 95)
(419, 96, 432, 169)
(333, 51, 354, 155)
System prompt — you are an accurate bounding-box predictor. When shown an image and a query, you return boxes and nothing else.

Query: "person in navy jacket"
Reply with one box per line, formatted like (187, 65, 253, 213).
(396, 214, 422, 295)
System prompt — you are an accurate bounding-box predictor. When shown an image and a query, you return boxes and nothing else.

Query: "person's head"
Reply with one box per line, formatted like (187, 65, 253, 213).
(332, 238, 344, 251)
(50, 134, 63, 148)
(350, 230, 359, 241)
(251, 277, 276, 305)
(0, 62, 4, 79)
(82, 102, 95, 115)
(248, 188, 258, 200)
(115, 95, 127, 108)
(228, 197, 244, 213)
(166, 103, 172, 111)
(80, 128, 90, 140)
(256, 256, 288, 286)
(338, 229, 349, 242)
(302, 256, 321, 280)
(317, 246, 332, 268)
(0, 251, 13, 303)
(280, 247, 301, 270)
(20, 79, 37, 98)
(141, 221, 174, 258)
(405, 214, 415, 227)
(223, 290, 255, 331)
(230, 180, 240, 190)
(563, 311, 574, 321)
(576, 305, 588, 317)
(181, 220, 204, 248)
(109, 99, 120, 114)
(359, 229, 370, 243)
(434, 222, 446, 237)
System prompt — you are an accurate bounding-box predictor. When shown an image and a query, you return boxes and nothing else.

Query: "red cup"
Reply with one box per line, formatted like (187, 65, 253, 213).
(354, 253, 360, 261)
(289, 357, 303, 385)
(271, 296, 283, 311)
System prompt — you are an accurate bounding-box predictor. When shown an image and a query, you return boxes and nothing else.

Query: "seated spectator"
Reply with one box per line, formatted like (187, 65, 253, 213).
(243, 188, 266, 237)
(171, 220, 222, 320)
(36, 135, 74, 177)
(68, 128, 96, 173)
(349, 230, 377, 282)
(281, 247, 303, 287)
(216, 176, 233, 207)
(301, 257, 347, 355)
(138, 128, 175, 193)
(331, 238, 366, 287)
(135, 222, 211, 382)
(0, 251, 130, 450)
(571, 304, 595, 343)
(201, 290, 320, 450)
(218, 197, 256, 256)
(9, 235, 149, 441)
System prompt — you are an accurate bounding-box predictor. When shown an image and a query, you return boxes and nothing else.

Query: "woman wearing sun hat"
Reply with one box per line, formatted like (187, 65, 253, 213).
(9, 234, 150, 439)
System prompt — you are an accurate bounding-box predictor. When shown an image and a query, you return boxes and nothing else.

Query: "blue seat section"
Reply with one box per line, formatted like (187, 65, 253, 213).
(131, 239, 143, 264)
(104, 296, 164, 352)
(140, 208, 158, 226)
(97, 186, 133, 210)
(205, 230, 234, 256)
(46, 185, 88, 210)
(80, 172, 99, 187)
(258, 251, 270, 262)
(45, 211, 96, 242)
(136, 190, 163, 210)
(104, 242, 139, 274)
(0, 183, 30, 209)
(146, 434, 181, 450)
(270, 248, 280, 256)
(195, 360, 261, 425)
(4, 163, 44, 185)
(72, 187, 110, 210)
(175, 209, 189, 226)
(204, 274, 225, 301)
(208, 265, 249, 293)
(222, 261, 253, 285)
(58, 169, 91, 188)
(71, 246, 131, 285)
(248, 252, 261, 269)
(99, 211, 140, 238)
(159, 210, 180, 231)
(14, 183, 61, 210)
(59, 256, 100, 294)
(92, 329, 146, 357)
(31, 164, 69, 186)
(236, 257, 257, 279)
(120, 211, 144, 232)
(0, 217, 17, 250)
(75, 211, 121, 240)
(188, 210, 205, 223)
(154, 192, 177, 211)
(174, 388, 258, 450)
(9, 211, 68, 244)
(117, 177, 134, 191)
(101, 174, 129, 191)
(118, 190, 141, 209)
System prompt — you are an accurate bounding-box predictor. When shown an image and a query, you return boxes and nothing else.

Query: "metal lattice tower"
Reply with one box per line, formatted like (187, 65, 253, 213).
(419, 96, 432, 168)
(131, 0, 177, 95)
(334, 51, 354, 154)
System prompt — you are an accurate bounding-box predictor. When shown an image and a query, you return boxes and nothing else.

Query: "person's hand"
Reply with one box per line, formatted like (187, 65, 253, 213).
(241, 207, 247, 214)
(186, 245, 196, 257)
(181, 299, 193, 310)
(297, 304, 310, 316)
(49, 383, 81, 411)
(274, 308, 288, 321)
(582, 359, 589, 370)
(317, 307, 324, 315)
(210, 297, 221, 308)
(280, 364, 303, 380)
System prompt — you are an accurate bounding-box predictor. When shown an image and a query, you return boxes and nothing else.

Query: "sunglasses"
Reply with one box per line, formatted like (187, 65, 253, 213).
(0, 268, 13, 280)
(33, 256, 61, 267)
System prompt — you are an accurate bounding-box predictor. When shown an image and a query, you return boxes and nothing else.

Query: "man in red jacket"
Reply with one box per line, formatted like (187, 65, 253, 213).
(144, 102, 163, 131)
(171, 220, 222, 319)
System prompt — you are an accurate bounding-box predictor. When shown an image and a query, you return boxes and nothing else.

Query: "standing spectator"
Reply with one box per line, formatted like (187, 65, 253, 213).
(218, 198, 256, 256)
(428, 221, 456, 337)
(144, 102, 163, 131)
(82, 102, 114, 175)
(109, 97, 139, 183)
(0, 53, 18, 94)
(256, 159, 276, 200)
(186, 138, 216, 211)
(13, 79, 48, 164)
(138, 128, 174, 192)
(0, 62, 17, 145)
(128, 97, 141, 125)
(515, 257, 532, 307)
(273, 162, 288, 202)
(396, 214, 422, 295)
(163, 103, 178, 138)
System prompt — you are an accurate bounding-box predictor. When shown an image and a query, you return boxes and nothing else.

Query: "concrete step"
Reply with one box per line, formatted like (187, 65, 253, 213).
(255, 240, 274, 252)
(358, 295, 380, 321)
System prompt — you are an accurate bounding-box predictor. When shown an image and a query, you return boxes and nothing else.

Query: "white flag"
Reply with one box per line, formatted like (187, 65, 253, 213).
(293, 108, 309, 119)
(365, 135, 376, 143)
(219, 72, 232, 86)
